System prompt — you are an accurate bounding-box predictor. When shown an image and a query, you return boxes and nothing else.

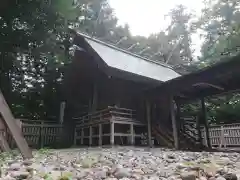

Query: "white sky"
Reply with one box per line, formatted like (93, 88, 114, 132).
(109, 0, 205, 57)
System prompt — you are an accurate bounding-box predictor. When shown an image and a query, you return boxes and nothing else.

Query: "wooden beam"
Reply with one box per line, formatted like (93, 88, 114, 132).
(0, 90, 32, 158)
(99, 124, 102, 146)
(170, 96, 179, 149)
(201, 97, 211, 148)
(146, 100, 153, 147)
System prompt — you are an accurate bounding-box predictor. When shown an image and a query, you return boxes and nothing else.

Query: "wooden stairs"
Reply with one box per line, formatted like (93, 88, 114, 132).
(152, 119, 205, 150)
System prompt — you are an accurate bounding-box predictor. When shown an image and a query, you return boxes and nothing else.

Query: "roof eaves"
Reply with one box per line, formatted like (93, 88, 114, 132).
(71, 29, 176, 71)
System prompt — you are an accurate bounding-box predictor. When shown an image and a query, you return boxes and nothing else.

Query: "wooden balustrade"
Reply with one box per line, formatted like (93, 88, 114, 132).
(73, 106, 145, 146)
(74, 106, 136, 126)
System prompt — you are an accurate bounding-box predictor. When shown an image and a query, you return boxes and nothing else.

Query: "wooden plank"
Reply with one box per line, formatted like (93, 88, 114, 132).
(0, 90, 32, 158)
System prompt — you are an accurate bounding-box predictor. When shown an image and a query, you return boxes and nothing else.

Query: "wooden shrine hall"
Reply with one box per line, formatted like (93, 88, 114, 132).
(61, 29, 240, 149)
(62, 30, 180, 147)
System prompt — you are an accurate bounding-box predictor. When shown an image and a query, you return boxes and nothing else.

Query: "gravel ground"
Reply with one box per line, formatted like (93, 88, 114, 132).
(0, 146, 240, 180)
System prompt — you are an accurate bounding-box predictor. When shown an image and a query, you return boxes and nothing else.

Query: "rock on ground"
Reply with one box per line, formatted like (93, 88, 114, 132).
(0, 147, 239, 180)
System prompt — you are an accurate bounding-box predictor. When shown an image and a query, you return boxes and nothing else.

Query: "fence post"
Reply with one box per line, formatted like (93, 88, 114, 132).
(204, 127, 208, 146)
(40, 121, 44, 148)
(219, 125, 224, 148)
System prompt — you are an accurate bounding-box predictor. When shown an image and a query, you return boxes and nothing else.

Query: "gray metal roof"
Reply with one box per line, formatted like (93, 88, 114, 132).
(78, 32, 180, 82)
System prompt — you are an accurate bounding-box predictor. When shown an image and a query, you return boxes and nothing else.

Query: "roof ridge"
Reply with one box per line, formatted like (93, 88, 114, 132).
(73, 30, 174, 70)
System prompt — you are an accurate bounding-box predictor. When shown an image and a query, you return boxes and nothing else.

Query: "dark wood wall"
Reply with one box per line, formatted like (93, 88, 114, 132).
(63, 50, 155, 118)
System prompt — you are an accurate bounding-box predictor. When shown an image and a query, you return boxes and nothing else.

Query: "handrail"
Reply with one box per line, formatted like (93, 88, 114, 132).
(180, 117, 200, 144)
(180, 129, 199, 142)
(74, 106, 136, 125)
(108, 106, 136, 112)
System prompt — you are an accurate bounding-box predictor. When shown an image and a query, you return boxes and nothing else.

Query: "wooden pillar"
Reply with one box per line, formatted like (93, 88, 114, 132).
(176, 101, 181, 135)
(146, 100, 152, 147)
(81, 128, 84, 145)
(110, 122, 114, 146)
(59, 102, 66, 124)
(98, 124, 102, 146)
(201, 97, 211, 148)
(130, 123, 134, 145)
(170, 96, 179, 149)
(196, 116, 203, 147)
(89, 126, 92, 146)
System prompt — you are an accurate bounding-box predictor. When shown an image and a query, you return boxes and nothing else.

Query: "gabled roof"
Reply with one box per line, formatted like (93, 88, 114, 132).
(72, 30, 180, 82)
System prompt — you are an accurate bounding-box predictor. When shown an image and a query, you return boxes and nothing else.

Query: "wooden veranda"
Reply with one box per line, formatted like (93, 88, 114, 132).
(73, 106, 147, 146)
(145, 54, 240, 150)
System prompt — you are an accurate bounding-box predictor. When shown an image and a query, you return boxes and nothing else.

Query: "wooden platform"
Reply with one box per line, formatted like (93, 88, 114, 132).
(73, 106, 147, 146)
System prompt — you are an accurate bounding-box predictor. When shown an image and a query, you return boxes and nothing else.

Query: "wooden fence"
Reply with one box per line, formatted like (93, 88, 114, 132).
(201, 123, 240, 147)
(8, 119, 62, 149)
(6, 118, 240, 149)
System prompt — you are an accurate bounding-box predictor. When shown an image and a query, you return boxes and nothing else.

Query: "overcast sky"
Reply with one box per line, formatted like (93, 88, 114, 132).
(108, 0, 205, 57)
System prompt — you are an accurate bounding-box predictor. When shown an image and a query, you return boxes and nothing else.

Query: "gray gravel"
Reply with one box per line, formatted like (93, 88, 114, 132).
(0, 147, 240, 180)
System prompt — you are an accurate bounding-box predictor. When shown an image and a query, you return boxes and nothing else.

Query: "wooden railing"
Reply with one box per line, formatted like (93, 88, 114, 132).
(7, 119, 62, 149)
(182, 121, 199, 142)
(201, 123, 240, 147)
(181, 117, 240, 148)
(74, 106, 136, 126)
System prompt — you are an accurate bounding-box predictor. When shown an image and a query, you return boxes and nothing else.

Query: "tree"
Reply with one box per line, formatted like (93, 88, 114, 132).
(0, 0, 77, 119)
